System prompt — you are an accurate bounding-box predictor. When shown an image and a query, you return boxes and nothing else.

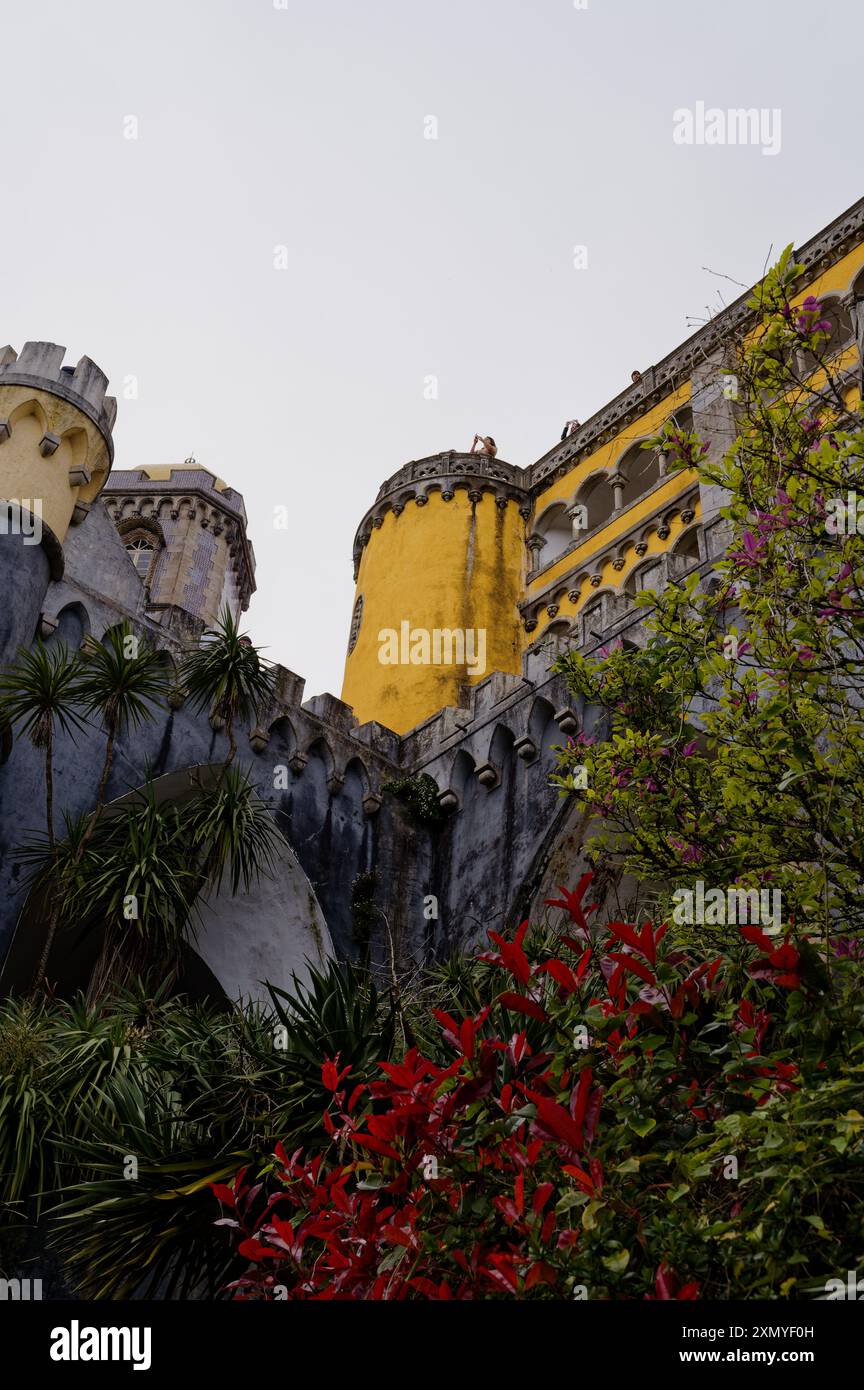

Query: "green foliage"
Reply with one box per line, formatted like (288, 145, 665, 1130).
(180, 607, 277, 767)
(0, 959, 399, 1297)
(382, 772, 445, 825)
(552, 247, 864, 951)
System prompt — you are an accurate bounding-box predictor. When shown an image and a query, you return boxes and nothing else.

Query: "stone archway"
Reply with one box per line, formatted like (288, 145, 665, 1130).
(0, 763, 333, 1006)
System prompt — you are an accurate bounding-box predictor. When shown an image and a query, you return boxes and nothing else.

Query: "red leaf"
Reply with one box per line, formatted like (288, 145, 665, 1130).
(535, 959, 579, 994)
(498, 991, 547, 1021)
(563, 1163, 594, 1194)
(536, 1097, 584, 1150)
(525, 1261, 557, 1289)
(740, 925, 775, 953)
(606, 921, 644, 954)
(514, 1172, 525, 1216)
(210, 1183, 236, 1208)
(351, 1132, 400, 1160)
(532, 1182, 554, 1214)
(607, 951, 656, 987)
(238, 1237, 278, 1261)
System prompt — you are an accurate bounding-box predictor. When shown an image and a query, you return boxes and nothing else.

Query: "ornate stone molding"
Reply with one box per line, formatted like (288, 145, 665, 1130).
(529, 195, 864, 489)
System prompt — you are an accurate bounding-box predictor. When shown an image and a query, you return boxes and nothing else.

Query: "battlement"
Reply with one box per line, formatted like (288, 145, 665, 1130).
(0, 342, 117, 454)
(353, 450, 532, 576)
(104, 466, 250, 529)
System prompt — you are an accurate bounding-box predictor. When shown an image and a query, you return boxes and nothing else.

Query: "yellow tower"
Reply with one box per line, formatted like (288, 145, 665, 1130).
(341, 452, 530, 735)
(0, 342, 115, 664)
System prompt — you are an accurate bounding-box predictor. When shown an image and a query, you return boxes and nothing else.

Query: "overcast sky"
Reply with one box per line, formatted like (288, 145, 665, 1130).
(2, 0, 860, 699)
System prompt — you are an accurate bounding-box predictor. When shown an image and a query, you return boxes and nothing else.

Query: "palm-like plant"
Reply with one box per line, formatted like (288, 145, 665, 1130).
(180, 607, 277, 770)
(0, 644, 89, 990)
(184, 765, 282, 897)
(74, 623, 169, 839)
(0, 642, 85, 849)
(81, 785, 199, 1003)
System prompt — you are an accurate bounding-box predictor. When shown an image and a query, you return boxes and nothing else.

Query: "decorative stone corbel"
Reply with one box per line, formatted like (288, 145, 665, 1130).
(288, 750, 308, 775)
(546, 603, 559, 618)
(68, 463, 91, 488)
(554, 706, 580, 735)
(248, 726, 270, 754)
(657, 523, 671, 540)
(39, 432, 61, 457)
(680, 507, 695, 524)
(0, 420, 10, 443)
(326, 772, 344, 796)
(38, 613, 59, 639)
(362, 791, 383, 816)
(475, 761, 500, 790)
(513, 735, 538, 762)
(71, 501, 91, 526)
(590, 572, 603, 587)
(635, 541, 649, 556)
(438, 788, 459, 812)
(523, 616, 538, 633)
(612, 556, 626, 571)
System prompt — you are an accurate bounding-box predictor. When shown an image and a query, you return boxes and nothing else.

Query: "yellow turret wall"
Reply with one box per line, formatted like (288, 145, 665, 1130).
(342, 487, 526, 735)
(341, 202, 864, 738)
(0, 385, 111, 547)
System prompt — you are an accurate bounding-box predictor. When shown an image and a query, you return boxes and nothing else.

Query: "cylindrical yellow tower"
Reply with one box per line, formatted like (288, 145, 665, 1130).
(0, 342, 115, 665)
(341, 452, 530, 735)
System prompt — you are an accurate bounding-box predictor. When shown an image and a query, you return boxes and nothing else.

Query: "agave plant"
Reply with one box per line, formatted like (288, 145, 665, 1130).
(180, 608, 277, 770)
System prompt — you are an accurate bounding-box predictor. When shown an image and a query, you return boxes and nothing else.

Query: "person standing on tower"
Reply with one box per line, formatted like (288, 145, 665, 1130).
(470, 433, 498, 457)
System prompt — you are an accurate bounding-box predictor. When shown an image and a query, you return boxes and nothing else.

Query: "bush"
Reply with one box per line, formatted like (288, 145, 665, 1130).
(214, 874, 864, 1300)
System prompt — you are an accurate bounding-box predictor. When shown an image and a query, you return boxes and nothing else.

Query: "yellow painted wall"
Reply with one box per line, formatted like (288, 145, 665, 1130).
(341, 227, 864, 734)
(529, 501, 701, 640)
(532, 383, 693, 516)
(341, 489, 525, 734)
(0, 385, 111, 543)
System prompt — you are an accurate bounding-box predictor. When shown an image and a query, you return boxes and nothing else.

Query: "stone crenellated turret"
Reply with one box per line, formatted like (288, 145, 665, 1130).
(0, 341, 116, 665)
(342, 451, 531, 735)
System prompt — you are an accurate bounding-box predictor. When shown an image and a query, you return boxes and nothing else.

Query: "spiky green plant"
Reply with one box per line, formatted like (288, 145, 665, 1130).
(179, 607, 277, 770)
(73, 622, 169, 835)
(0, 643, 88, 989)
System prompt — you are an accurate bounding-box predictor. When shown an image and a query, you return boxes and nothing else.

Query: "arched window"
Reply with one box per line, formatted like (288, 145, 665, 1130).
(116, 516, 165, 589)
(348, 594, 364, 653)
(125, 535, 156, 580)
(533, 502, 572, 566)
